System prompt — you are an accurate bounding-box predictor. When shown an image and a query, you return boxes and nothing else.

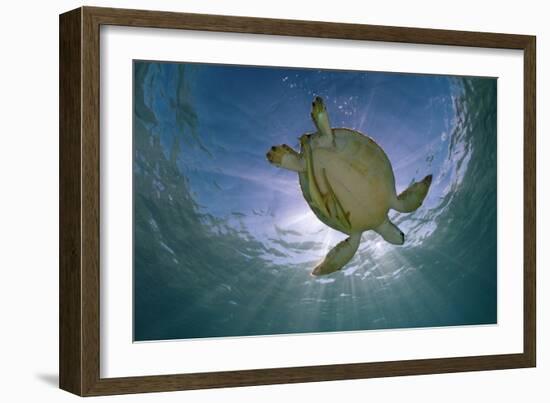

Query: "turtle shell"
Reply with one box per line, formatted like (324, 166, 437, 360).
(299, 128, 396, 234)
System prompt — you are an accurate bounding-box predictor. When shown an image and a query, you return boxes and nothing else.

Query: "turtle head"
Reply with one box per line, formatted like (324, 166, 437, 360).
(310, 96, 334, 144)
(311, 96, 327, 120)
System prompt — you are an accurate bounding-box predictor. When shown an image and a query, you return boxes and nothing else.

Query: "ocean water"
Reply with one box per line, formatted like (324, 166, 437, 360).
(133, 61, 497, 341)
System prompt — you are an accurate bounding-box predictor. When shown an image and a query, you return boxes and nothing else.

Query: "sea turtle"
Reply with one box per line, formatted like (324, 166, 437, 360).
(266, 96, 432, 276)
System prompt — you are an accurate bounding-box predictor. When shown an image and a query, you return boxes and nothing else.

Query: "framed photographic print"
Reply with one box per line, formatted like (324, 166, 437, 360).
(59, 6, 536, 396)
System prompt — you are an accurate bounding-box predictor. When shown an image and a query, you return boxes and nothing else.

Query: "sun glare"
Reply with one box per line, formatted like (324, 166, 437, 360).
(282, 209, 324, 233)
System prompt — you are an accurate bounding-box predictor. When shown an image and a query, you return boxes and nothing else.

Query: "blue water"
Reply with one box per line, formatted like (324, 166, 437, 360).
(133, 61, 497, 341)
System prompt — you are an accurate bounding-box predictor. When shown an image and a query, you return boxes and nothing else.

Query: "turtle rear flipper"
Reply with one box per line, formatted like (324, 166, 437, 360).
(311, 232, 361, 276)
(375, 216, 405, 245)
(391, 174, 432, 213)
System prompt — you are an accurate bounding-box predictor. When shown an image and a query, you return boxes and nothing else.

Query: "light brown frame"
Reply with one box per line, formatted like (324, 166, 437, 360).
(59, 6, 536, 396)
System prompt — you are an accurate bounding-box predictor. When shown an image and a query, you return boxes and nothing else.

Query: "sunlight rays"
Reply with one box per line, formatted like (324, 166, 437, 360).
(280, 209, 324, 233)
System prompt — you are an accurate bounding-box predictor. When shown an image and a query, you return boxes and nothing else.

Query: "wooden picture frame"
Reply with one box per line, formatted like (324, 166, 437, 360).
(59, 6, 536, 396)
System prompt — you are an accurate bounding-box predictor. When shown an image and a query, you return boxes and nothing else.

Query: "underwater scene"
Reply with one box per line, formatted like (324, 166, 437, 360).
(133, 60, 497, 341)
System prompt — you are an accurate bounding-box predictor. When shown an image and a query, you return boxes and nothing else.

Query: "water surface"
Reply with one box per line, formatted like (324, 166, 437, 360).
(133, 61, 497, 341)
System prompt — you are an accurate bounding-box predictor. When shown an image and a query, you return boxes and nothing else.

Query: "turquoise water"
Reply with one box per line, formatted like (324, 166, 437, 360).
(133, 61, 497, 341)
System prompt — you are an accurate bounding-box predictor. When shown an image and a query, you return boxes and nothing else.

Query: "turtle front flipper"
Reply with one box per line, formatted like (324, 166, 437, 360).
(266, 144, 305, 172)
(301, 135, 352, 233)
(301, 136, 331, 218)
(311, 232, 361, 276)
(321, 168, 352, 233)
